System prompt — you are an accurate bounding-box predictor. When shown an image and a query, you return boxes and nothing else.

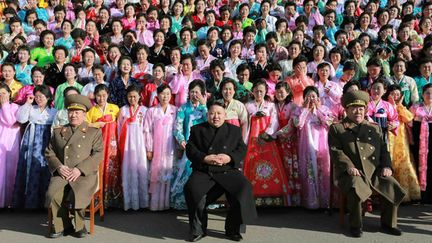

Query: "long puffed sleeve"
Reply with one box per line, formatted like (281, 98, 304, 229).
(16, 103, 33, 124)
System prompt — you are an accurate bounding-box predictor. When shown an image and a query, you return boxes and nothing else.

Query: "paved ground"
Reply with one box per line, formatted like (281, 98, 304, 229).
(0, 204, 431, 243)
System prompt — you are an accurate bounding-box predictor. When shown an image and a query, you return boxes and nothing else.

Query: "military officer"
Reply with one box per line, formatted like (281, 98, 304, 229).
(184, 100, 257, 242)
(328, 91, 406, 238)
(45, 94, 103, 238)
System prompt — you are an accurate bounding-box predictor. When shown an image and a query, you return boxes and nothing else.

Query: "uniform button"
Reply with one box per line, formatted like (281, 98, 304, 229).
(77, 155, 80, 158)
(77, 145, 81, 148)
(370, 146, 373, 149)
(360, 147, 364, 150)
(368, 137, 371, 140)
(357, 138, 360, 141)
(65, 156, 68, 159)
(372, 156, 375, 160)
(65, 146, 69, 149)
(209, 147, 213, 151)
(82, 136, 86, 139)
(362, 157, 366, 160)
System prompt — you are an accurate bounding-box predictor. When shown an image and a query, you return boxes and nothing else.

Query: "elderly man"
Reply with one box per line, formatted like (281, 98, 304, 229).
(45, 94, 103, 238)
(328, 91, 406, 238)
(184, 100, 257, 242)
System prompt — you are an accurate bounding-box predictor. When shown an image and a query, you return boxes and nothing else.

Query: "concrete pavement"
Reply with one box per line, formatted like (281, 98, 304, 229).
(0, 205, 431, 243)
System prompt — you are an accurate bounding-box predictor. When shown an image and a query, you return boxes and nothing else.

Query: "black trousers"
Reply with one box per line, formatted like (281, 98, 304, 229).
(184, 178, 242, 236)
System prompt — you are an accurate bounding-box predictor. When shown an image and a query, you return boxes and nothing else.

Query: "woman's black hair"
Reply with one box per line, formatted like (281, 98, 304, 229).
(382, 84, 402, 101)
(94, 83, 109, 95)
(275, 81, 293, 104)
(33, 84, 54, 107)
(342, 80, 361, 94)
(188, 79, 206, 96)
(63, 86, 80, 98)
(126, 84, 142, 105)
(157, 83, 172, 94)
(303, 85, 319, 99)
(0, 83, 12, 103)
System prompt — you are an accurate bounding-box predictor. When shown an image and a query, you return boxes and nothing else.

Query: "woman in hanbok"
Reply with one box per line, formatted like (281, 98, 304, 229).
(0, 84, 21, 208)
(54, 63, 84, 110)
(367, 79, 399, 144)
(144, 84, 177, 211)
(219, 78, 248, 140)
(273, 82, 301, 206)
(315, 62, 342, 108)
(410, 83, 432, 203)
(132, 45, 153, 85)
(293, 86, 333, 209)
(117, 84, 149, 210)
(243, 80, 289, 206)
(141, 64, 167, 108)
(14, 67, 54, 105)
(383, 85, 421, 202)
(86, 84, 122, 208)
(169, 54, 203, 107)
(52, 87, 80, 128)
(13, 85, 56, 208)
(171, 80, 207, 210)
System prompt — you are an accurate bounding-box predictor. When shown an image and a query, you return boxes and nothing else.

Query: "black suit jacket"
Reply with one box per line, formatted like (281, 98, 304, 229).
(186, 122, 246, 173)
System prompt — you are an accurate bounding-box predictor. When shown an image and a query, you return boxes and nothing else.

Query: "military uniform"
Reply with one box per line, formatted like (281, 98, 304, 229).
(328, 91, 406, 231)
(45, 95, 103, 235)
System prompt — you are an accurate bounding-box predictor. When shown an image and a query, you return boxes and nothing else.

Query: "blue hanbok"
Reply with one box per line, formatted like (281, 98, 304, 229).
(12, 104, 56, 208)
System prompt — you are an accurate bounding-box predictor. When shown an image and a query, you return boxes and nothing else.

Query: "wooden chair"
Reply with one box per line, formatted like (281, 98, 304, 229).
(48, 162, 104, 235)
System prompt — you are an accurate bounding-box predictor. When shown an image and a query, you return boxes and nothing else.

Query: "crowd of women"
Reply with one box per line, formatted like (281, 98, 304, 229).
(0, 0, 432, 213)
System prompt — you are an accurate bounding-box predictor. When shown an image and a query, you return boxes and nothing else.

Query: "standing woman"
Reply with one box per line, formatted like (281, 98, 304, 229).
(169, 54, 203, 107)
(1, 63, 23, 100)
(132, 45, 154, 85)
(243, 80, 289, 206)
(219, 78, 248, 140)
(273, 82, 301, 206)
(410, 83, 432, 204)
(13, 85, 57, 208)
(144, 84, 177, 211)
(30, 30, 56, 67)
(86, 84, 122, 208)
(54, 63, 84, 110)
(118, 84, 149, 211)
(148, 30, 171, 66)
(293, 86, 333, 209)
(171, 80, 207, 210)
(0, 84, 21, 208)
(384, 85, 421, 202)
(109, 56, 140, 108)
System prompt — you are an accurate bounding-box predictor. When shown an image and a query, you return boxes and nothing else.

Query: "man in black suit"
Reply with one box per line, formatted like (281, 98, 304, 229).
(184, 100, 257, 242)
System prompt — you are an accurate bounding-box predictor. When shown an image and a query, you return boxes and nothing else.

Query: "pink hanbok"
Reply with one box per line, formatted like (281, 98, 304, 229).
(0, 102, 21, 208)
(169, 71, 203, 107)
(367, 99, 399, 144)
(144, 104, 177, 211)
(293, 105, 333, 209)
(315, 80, 342, 108)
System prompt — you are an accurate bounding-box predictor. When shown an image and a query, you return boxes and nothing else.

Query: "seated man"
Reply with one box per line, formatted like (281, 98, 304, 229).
(184, 100, 257, 242)
(45, 94, 103, 238)
(328, 91, 406, 238)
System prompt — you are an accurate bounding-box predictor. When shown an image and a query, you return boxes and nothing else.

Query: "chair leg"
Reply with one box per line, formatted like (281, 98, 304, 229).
(90, 198, 95, 234)
(99, 191, 104, 221)
(47, 207, 53, 234)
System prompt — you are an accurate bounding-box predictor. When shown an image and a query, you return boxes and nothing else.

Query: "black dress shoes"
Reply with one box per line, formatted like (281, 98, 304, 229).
(381, 225, 403, 236)
(74, 227, 88, 238)
(350, 227, 363, 238)
(226, 233, 243, 241)
(188, 233, 206, 242)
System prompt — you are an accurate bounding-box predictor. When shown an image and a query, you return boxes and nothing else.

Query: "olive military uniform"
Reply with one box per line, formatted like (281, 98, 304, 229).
(328, 91, 406, 229)
(45, 95, 103, 234)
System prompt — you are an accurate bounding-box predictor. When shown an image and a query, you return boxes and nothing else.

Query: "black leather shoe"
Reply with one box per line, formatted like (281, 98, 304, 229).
(381, 225, 402, 236)
(74, 227, 88, 238)
(188, 233, 206, 242)
(349, 227, 363, 238)
(226, 233, 243, 241)
(48, 230, 64, 238)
